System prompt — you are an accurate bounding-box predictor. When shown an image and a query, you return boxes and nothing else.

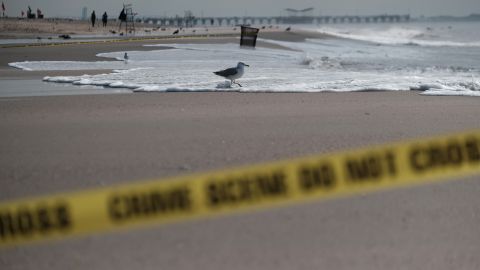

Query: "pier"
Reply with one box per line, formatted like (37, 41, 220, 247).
(140, 14, 411, 27)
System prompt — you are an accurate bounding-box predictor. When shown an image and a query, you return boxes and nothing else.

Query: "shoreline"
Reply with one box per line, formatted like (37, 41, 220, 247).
(0, 28, 325, 96)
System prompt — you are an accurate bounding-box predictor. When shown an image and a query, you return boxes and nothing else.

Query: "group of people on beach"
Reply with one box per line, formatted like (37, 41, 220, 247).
(14, 5, 43, 19)
(90, 11, 109, 27)
(90, 8, 128, 28)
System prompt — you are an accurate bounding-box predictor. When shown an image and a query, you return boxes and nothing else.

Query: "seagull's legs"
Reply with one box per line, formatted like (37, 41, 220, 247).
(232, 80, 243, 87)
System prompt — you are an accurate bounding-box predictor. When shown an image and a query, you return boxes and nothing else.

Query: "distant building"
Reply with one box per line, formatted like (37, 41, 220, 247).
(82, 7, 87, 20)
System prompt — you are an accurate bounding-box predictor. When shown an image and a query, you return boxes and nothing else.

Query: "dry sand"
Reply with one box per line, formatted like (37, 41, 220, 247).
(0, 17, 292, 42)
(1, 26, 480, 270)
(1, 92, 480, 270)
(0, 18, 121, 36)
(0, 17, 263, 37)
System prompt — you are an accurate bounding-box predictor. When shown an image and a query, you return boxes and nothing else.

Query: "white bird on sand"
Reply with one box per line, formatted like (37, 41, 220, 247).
(213, 62, 250, 87)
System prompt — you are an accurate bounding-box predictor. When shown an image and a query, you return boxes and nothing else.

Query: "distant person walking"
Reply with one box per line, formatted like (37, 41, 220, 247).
(91, 10, 96, 27)
(36, 8, 43, 19)
(118, 8, 127, 30)
(2, 2, 6, 17)
(27, 5, 33, 19)
(102, 12, 108, 27)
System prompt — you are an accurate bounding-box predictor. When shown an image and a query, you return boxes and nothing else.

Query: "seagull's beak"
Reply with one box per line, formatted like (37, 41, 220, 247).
(244, 64, 250, 67)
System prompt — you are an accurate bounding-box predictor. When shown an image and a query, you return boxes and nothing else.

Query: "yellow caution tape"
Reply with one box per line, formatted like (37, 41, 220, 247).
(1, 130, 480, 248)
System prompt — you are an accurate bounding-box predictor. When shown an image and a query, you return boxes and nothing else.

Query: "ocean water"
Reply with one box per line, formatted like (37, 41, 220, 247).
(9, 21, 480, 96)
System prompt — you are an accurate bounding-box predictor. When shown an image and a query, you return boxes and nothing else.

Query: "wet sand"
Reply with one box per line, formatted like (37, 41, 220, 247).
(0, 30, 313, 97)
(1, 31, 480, 270)
(0, 37, 286, 67)
(0, 33, 296, 80)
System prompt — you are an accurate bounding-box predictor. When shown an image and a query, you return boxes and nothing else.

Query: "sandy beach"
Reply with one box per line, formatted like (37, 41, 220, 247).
(0, 17, 272, 38)
(1, 22, 480, 270)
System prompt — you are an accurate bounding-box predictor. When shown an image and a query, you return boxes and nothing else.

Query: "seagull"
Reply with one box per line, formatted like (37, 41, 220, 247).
(213, 62, 249, 87)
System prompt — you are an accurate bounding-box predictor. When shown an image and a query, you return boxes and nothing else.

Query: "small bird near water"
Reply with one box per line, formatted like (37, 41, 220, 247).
(213, 62, 249, 87)
(123, 52, 128, 62)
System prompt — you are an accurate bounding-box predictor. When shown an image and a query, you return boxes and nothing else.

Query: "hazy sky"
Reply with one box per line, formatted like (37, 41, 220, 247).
(3, 0, 480, 18)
